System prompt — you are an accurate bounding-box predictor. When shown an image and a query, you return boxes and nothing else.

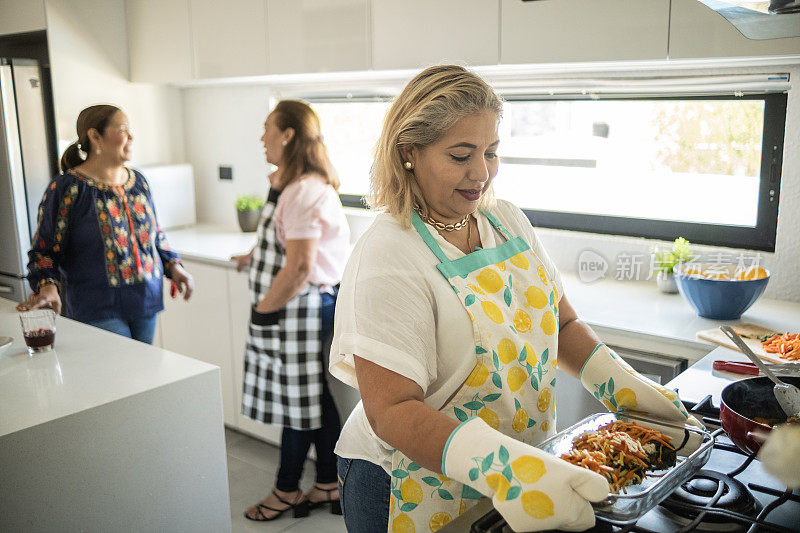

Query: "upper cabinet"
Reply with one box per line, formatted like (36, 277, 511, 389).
(267, 0, 369, 74)
(371, 0, 499, 70)
(500, 0, 670, 64)
(0, 0, 46, 36)
(191, 0, 269, 78)
(126, 0, 193, 83)
(669, 0, 800, 59)
(124, 0, 800, 84)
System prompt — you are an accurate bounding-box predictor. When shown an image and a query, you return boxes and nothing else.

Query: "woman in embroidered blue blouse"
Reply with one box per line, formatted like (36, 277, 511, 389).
(16, 104, 194, 344)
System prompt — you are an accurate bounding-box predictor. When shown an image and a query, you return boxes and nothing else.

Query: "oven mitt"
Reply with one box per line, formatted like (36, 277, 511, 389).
(759, 424, 800, 489)
(442, 417, 609, 532)
(580, 343, 704, 453)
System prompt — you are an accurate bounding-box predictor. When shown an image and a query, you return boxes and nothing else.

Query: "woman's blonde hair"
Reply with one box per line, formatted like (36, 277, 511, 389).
(272, 100, 340, 190)
(369, 65, 503, 226)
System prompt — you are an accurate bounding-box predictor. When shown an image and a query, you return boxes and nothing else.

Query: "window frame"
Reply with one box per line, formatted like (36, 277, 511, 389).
(501, 92, 786, 252)
(327, 92, 786, 252)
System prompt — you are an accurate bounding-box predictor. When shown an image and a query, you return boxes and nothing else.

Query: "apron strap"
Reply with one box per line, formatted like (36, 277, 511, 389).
(411, 211, 450, 263)
(480, 208, 514, 241)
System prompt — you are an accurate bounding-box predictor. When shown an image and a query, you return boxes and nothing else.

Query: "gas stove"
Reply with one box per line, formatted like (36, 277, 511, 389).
(442, 397, 800, 532)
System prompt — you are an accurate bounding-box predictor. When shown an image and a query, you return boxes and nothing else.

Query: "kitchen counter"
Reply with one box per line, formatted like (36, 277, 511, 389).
(665, 345, 787, 408)
(562, 273, 800, 364)
(0, 298, 231, 531)
(165, 223, 257, 268)
(165, 224, 800, 364)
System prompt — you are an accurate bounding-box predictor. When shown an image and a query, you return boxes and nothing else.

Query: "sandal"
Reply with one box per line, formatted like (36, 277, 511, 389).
(244, 490, 309, 521)
(308, 484, 342, 515)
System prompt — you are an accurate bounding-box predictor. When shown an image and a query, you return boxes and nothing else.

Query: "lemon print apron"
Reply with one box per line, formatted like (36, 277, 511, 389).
(388, 210, 560, 533)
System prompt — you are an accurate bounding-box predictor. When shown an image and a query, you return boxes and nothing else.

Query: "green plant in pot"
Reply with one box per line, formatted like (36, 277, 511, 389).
(235, 194, 264, 233)
(652, 237, 694, 294)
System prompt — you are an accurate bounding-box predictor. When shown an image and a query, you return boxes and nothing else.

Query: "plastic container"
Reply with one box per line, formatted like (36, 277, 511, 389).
(537, 412, 715, 524)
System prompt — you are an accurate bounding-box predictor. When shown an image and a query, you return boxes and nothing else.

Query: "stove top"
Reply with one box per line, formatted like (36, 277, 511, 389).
(443, 397, 800, 533)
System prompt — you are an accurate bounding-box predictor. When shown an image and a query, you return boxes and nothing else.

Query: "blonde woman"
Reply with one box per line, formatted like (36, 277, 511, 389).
(329, 66, 700, 532)
(236, 101, 350, 521)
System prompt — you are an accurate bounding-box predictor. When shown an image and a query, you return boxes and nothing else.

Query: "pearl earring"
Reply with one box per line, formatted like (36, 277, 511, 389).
(281, 140, 288, 146)
(404, 161, 413, 170)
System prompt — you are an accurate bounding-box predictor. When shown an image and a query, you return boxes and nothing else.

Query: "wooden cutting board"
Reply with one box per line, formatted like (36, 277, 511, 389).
(696, 324, 795, 364)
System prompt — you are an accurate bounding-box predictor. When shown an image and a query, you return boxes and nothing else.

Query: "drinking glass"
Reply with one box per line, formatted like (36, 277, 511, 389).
(19, 309, 56, 355)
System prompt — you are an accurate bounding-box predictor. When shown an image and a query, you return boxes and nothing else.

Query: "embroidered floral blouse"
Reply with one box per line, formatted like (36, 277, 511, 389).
(26, 168, 181, 322)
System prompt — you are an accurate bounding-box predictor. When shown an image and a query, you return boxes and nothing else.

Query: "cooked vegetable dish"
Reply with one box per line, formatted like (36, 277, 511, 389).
(560, 421, 676, 493)
(761, 333, 800, 361)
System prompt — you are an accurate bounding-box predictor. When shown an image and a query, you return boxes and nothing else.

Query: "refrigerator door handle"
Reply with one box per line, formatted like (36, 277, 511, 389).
(0, 284, 13, 293)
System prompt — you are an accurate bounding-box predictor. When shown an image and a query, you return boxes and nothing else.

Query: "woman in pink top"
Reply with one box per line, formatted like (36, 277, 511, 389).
(232, 100, 349, 522)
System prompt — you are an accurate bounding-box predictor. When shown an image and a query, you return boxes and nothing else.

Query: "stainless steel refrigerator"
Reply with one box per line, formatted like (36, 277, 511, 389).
(0, 58, 54, 302)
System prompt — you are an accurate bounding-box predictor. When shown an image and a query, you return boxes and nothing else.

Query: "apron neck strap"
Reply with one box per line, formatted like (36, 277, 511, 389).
(481, 209, 514, 241)
(411, 208, 514, 261)
(411, 210, 449, 263)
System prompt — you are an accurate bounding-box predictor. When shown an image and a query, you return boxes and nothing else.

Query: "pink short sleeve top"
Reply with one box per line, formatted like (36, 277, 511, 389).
(273, 174, 350, 288)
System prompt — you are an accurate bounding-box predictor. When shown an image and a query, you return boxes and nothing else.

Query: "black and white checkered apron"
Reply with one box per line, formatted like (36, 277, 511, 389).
(241, 187, 324, 430)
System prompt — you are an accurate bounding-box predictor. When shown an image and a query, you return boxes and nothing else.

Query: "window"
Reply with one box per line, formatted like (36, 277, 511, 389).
(310, 99, 391, 207)
(308, 84, 787, 252)
(497, 93, 786, 251)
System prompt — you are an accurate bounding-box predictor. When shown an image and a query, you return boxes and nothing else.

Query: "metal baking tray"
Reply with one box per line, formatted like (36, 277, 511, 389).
(537, 412, 715, 524)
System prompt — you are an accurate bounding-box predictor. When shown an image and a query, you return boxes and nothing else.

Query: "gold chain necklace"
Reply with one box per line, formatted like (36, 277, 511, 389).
(413, 204, 470, 232)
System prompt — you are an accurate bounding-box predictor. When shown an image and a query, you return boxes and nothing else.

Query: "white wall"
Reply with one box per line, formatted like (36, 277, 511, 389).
(44, 0, 184, 167)
(180, 63, 800, 302)
(181, 85, 272, 228)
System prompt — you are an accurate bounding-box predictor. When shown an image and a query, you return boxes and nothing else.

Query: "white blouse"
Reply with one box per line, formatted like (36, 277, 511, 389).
(329, 199, 564, 474)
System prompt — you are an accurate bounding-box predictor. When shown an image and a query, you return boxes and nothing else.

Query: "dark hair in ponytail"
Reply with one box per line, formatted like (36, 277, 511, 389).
(60, 104, 122, 172)
(271, 100, 339, 191)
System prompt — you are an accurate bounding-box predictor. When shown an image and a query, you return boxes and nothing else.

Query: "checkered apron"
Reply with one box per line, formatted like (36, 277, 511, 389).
(241, 187, 324, 430)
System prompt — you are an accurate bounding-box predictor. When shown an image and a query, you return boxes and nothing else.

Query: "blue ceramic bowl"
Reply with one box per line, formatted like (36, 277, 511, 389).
(673, 263, 770, 320)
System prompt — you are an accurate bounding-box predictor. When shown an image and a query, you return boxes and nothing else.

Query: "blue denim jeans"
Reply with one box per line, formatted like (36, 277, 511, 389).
(86, 315, 158, 344)
(337, 457, 390, 533)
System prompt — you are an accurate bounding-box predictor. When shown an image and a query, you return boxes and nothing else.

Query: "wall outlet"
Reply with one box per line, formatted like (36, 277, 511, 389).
(218, 165, 233, 181)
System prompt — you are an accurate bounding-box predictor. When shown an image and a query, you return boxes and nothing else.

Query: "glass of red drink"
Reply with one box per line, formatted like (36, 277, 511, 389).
(19, 309, 56, 355)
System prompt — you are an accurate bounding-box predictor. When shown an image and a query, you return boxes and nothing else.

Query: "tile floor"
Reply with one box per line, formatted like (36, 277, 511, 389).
(226, 428, 348, 533)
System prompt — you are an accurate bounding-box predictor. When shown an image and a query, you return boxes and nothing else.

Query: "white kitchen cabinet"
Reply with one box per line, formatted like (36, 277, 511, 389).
(125, 0, 193, 83)
(371, 0, 499, 70)
(227, 267, 283, 445)
(190, 0, 269, 79)
(0, 0, 46, 36)
(500, 0, 670, 64)
(267, 0, 369, 74)
(160, 260, 237, 425)
(669, 0, 800, 59)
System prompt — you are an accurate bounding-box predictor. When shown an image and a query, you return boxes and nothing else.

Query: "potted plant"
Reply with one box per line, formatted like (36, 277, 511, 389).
(652, 237, 694, 294)
(235, 194, 264, 233)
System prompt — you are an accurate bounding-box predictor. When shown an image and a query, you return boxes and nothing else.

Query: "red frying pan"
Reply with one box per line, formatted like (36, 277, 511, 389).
(720, 375, 800, 455)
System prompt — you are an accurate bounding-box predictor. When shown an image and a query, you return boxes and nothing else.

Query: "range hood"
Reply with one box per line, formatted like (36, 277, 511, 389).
(698, 0, 800, 39)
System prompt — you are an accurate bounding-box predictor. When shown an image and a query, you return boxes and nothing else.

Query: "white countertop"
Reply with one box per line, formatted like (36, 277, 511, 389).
(163, 224, 800, 361)
(165, 224, 257, 268)
(562, 273, 800, 361)
(665, 346, 800, 408)
(0, 298, 218, 438)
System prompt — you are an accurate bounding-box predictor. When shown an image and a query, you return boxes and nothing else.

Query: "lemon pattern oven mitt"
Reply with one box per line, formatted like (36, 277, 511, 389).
(442, 416, 609, 532)
(580, 343, 698, 426)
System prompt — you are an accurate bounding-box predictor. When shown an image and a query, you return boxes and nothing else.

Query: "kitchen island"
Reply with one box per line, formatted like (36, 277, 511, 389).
(0, 298, 231, 532)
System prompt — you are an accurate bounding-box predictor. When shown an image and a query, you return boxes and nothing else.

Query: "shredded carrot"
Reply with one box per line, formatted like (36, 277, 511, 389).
(560, 421, 673, 493)
(762, 333, 800, 361)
